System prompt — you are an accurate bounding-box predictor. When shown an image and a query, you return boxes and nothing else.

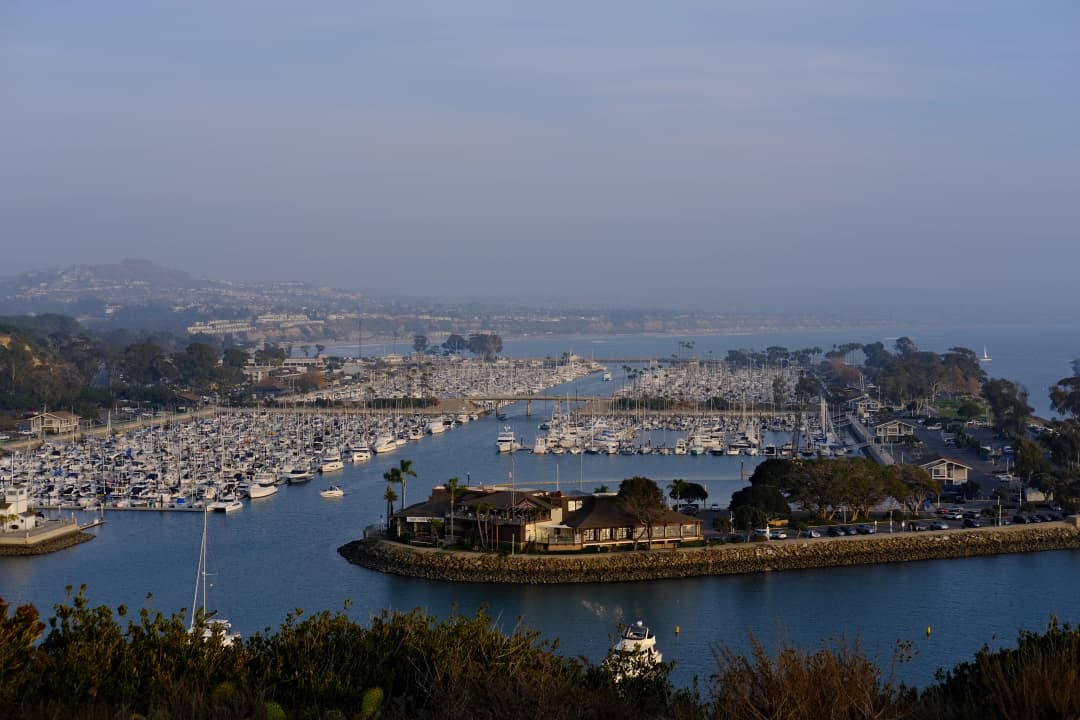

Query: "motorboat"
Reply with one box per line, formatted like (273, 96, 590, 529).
(350, 445, 372, 462)
(319, 485, 344, 498)
(606, 620, 662, 679)
(247, 477, 278, 499)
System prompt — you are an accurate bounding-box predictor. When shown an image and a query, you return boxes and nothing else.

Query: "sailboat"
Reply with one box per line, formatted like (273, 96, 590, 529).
(981, 346, 992, 363)
(189, 509, 241, 647)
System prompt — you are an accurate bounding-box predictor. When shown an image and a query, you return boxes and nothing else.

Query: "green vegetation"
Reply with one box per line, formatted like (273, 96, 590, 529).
(4, 590, 1080, 719)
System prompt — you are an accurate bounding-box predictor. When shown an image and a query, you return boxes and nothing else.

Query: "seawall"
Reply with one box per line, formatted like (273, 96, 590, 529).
(338, 525, 1080, 584)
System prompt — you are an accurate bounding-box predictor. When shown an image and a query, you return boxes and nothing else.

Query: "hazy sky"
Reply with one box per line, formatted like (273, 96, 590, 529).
(2, 2, 1078, 314)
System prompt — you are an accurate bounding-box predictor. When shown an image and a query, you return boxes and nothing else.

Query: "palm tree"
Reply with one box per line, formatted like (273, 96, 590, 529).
(476, 501, 495, 549)
(445, 476, 461, 543)
(398, 458, 417, 512)
(383, 485, 398, 530)
(383, 467, 401, 522)
(668, 478, 689, 508)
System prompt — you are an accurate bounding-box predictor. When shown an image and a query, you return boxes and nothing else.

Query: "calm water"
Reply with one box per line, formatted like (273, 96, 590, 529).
(5, 323, 1080, 690)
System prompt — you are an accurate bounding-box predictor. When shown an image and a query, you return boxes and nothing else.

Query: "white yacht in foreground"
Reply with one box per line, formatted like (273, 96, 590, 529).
(606, 620, 662, 679)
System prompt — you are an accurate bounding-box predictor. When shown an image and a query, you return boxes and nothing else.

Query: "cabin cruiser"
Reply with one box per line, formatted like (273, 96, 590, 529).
(606, 620, 662, 679)
(496, 426, 519, 454)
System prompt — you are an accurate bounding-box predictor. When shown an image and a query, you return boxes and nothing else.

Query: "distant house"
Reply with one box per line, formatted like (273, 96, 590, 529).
(29, 411, 79, 436)
(919, 455, 972, 486)
(874, 419, 917, 443)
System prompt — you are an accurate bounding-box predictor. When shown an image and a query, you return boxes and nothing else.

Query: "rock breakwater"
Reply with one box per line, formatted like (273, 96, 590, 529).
(338, 526, 1080, 584)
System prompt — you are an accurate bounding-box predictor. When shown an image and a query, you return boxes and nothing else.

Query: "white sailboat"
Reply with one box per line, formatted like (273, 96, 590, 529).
(189, 509, 241, 647)
(981, 346, 992, 362)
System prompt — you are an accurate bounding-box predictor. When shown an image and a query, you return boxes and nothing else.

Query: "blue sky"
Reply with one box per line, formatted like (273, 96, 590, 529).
(2, 1, 1078, 315)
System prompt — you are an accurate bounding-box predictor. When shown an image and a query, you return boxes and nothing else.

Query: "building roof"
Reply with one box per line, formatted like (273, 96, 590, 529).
(919, 454, 973, 470)
(562, 495, 701, 530)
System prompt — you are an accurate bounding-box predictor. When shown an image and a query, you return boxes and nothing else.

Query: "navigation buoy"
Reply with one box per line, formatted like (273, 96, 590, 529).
(675, 625, 680, 635)
(927, 625, 932, 636)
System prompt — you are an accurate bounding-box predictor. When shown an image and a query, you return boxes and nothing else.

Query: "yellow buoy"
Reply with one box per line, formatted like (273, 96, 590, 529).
(675, 625, 680, 635)
(926, 625, 932, 636)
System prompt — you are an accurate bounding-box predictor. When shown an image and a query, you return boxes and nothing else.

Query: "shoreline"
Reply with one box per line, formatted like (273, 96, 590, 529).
(338, 525, 1080, 584)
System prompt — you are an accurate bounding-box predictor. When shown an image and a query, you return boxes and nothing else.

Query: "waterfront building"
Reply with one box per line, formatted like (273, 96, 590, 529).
(919, 455, 972, 486)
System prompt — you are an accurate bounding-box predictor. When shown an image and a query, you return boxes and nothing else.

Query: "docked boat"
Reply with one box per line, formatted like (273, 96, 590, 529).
(319, 485, 344, 498)
(373, 435, 398, 454)
(207, 498, 243, 513)
(496, 426, 518, 454)
(247, 477, 278, 499)
(350, 445, 372, 462)
(319, 456, 345, 473)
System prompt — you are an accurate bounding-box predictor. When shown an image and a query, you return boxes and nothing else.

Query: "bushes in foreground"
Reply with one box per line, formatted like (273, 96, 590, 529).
(3, 588, 1080, 720)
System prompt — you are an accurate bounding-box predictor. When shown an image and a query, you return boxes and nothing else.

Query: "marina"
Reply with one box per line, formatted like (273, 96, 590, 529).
(3, 325, 1080, 690)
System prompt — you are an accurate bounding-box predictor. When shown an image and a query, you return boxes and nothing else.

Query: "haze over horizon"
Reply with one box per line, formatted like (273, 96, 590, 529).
(2, 2, 1077, 316)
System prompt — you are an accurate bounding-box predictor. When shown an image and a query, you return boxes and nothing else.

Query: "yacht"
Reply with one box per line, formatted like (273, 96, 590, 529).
(207, 498, 243, 513)
(319, 485, 344, 498)
(319, 453, 345, 473)
(496, 426, 519, 454)
(247, 475, 278, 499)
(350, 445, 372, 462)
(373, 435, 398, 454)
(606, 620, 662, 679)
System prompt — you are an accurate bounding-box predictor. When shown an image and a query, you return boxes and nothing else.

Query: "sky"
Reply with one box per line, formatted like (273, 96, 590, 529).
(2, 1, 1078, 316)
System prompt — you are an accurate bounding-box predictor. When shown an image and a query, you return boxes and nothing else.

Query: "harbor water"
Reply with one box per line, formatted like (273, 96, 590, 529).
(3, 323, 1080, 690)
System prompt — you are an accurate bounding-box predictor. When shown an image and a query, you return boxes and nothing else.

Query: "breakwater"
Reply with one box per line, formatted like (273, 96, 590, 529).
(338, 525, 1080, 584)
(0, 531, 95, 556)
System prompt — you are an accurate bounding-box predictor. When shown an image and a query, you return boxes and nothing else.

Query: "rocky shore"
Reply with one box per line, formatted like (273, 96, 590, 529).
(0, 531, 95, 556)
(338, 525, 1080, 584)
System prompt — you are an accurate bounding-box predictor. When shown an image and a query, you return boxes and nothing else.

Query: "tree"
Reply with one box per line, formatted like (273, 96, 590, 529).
(983, 378, 1033, 439)
(445, 477, 461, 542)
(682, 482, 708, 505)
(222, 347, 249, 368)
(728, 485, 790, 518)
(383, 467, 401, 523)
(398, 458, 417, 512)
(734, 505, 767, 538)
(593, 484, 610, 494)
(413, 334, 429, 354)
(121, 342, 171, 385)
(618, 476, 665, 550)
(889, 464, 940, 517)
(475, 501, 495, 549)
(667, 479, 688, 506)
(1050, 375, 1080, 420)
(443, 334, 468, 353)
(467, 333, 503, 362)
(383, 484, 398, 530)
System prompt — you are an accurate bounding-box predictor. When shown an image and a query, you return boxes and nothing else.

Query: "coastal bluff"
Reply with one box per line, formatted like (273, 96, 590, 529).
(339, 525, 1080, 584)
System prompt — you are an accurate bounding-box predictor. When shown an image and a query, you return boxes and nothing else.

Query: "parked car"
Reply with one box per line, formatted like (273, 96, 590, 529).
(854, 524, 876, 535)
(1011, 514, 1028, 524)
(930, 520, 950, 530)
(800, 528, 822, 538)
(827, 526, 846, 537)
(963, 518, 982, 528)
(724, 534, 747, 543)
(709, 503, 721, 511)
(769, 529, 789, 540)
(909, 522, 928, 532)
(678, 505, 699, 516)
